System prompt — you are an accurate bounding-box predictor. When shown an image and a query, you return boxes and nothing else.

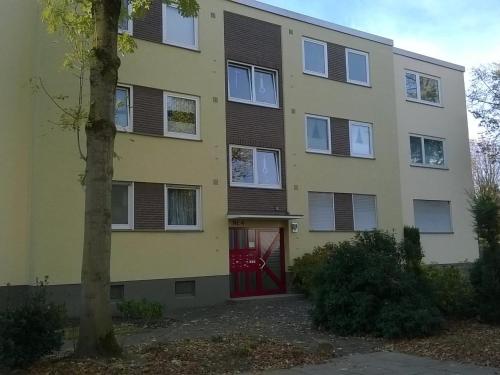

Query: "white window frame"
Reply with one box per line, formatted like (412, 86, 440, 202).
(409, 134, 447, 169)
(349, 121, 374, 158)
(115, 84, 133, 133)
(413, 199, 453, 234)
(162, 3, 199, 50)
(164, 185, 202, 231)
(308, 191, 335, 231)
(112, 182, 134, 230)
(405, 70, 442, 106)
(352, 194, 378, 231)
(229, 145, 282, 189)
(305, 114, 331, 154)
(163, 92, 200, 140)
(118, 0, 133, 35)
(345, 48, 370, 86)
(302, 37, 329, 78)
(227, 61, 279, 109)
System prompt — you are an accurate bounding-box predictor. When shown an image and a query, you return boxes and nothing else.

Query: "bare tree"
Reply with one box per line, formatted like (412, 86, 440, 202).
(471, 139, 500, 189)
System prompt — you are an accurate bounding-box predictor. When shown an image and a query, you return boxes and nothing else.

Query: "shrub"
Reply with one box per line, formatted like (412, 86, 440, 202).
(423, 265, 476, 319)
(289, 243, 332, 296)
(401, 226, 424, 273)
(311, 231, 443, 339)
(0, 281, 66, 369)
(470, 251, 500, 323)
(117, 299, 163, 321)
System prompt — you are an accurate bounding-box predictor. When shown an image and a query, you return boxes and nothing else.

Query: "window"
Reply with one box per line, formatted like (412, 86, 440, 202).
(175, 280, 196, 297)
(353, 194, 377, 231)
(308, 192, 335, 231)
(110, 285, 124, 301)
(164, 93, 200, 140)
(118, 0, 132, 34)
(405, 71, 441, 105)
(162, 4, 198, 49)
(165, 186, 201, 230)
(414, 200, 452, 233)
(306, 115, 331, 154)
(227, 63, 278, 107)
(349, 121, 373, 158)
(112, 182, 134, 230)
(115, 86, 132, 132)
(230, 146, 281, 189)
(302, 38, 328, 77)
(346, 49, 370, 86)
(409, 135, 445, 167)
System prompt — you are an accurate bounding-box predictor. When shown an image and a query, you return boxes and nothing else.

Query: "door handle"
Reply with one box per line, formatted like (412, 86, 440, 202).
(258, 257, 266, 270)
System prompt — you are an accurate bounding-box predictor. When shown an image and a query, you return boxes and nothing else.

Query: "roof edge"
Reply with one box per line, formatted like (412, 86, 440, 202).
(230, 0, 394, 46)
(393, 47, 465, 72)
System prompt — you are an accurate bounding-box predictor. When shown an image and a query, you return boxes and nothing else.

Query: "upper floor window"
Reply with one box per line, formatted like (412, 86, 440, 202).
(164, 92, 200, 140)
(346, 49, 370, 86)
(115, 85, 132, 132)
(118, 0, 133, 34)
(302, 38, 328, 77)
(165, 186, 201, 230)
(230, 145, 281, 189)
(227, 63, 278, 108)
(349, 121, 373, 158)
(112, 182, 134, 230)
(410, 134, 446, 168)
(405, 71, 441, 105)
(414, 200, 452, 233)
(306, 115, 331, 154)
(163, 4, 198, 50)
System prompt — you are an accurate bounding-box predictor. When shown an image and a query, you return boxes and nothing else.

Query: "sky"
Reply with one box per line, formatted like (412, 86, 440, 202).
(259, 0, 500, 139)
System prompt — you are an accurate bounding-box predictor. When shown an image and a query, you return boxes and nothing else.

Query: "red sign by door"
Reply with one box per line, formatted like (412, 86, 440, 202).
(229, 228, 286, 298)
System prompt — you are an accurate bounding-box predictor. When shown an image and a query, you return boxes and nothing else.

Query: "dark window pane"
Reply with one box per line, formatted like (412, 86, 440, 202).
(119, 0, 129, 31)
(420, 76, 440, 103)
(112, 184, 129, 225)
(115, 88, 129, 130)
(405, 72, 418, 99)
(410, 136, 423, 164)
(168, 189, 197, 226)
(167, 96, 196, 135)
(231, 147, 254, 183)
(424, 139, 444, 166)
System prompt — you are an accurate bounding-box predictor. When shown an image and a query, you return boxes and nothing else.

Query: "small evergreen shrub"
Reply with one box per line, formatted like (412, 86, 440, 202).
(117, 299, 163, 321)
(311, 231, 443, 339)
(289, 243, 332, 296)
(423, 265, 476, 319)
(0, 281, 66, 369)
(401, 226, 424, 273)
(470, 251, 500, 323)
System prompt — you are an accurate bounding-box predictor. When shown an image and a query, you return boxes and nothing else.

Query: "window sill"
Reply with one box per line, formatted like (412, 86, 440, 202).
(228, 97, 280, 110)
(420, 232, 454, 235)
(165, 133, 202, 142)
(330, 153, 376, 160)
(303, 71, 328, 79)
(347, 79, 371, 87)
(230, 184, 283, 190)
(410, 163, 448, 170)
(162, 40, 200, 53)
(117, 130, 203, 142)
(112, 229, 204, 233)
(306, 149, 332, 155)
(405, 98, 443, 108)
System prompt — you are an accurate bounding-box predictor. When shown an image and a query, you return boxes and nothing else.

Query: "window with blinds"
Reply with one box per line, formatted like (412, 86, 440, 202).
(413, 200, 452, 233)
(308, 192, 335, 231)
(353, 194, 377, 230)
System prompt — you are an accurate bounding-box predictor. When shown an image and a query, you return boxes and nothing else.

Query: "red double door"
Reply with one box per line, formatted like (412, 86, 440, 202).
(229, 228, 286, 298)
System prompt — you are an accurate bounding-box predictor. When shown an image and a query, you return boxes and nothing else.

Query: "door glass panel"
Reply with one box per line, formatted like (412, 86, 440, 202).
(259, 231, 281, 291)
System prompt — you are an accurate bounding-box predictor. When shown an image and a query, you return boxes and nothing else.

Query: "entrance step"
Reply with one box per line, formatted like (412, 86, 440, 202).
(228, 293, 304, 302)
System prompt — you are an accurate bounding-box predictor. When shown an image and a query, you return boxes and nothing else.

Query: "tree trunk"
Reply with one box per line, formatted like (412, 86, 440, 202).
(76, 0, 122, 357)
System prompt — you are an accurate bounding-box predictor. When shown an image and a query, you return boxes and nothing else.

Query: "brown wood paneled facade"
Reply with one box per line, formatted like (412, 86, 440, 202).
(224, 12, 287, 216)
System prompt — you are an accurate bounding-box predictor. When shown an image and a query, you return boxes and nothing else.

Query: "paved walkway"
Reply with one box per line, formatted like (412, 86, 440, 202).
(266, 352, 500, 375)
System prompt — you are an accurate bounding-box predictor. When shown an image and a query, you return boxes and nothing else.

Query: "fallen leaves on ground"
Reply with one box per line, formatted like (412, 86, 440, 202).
(387, 321, 500, 368)
(28, 335, 333, 374)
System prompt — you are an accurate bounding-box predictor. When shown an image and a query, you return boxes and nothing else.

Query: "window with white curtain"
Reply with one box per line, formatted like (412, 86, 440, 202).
(112, 182, 134, 230)
(227, 62, 278, 107)
(346, 49, 370, 85)
(353, 194, 377, 230)
(308, 192, 334, 231)
(164, 92, 200, 140)
(163, 4, 198, 49)
(414, 200, 452, 233)
(302, 38, 328, 77)
(165, 186, 201, 230)
(230, 146, 281, 189)
(115, 86, 132, 132)
(349, 121, 373, 158)
(306, 115, 331, 154)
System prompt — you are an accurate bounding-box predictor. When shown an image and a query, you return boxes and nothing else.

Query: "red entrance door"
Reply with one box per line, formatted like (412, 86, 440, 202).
(229, 228, 286, 298)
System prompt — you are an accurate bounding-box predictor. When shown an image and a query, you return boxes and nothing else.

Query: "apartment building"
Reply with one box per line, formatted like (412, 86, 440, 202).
(0, 0, 478, 314)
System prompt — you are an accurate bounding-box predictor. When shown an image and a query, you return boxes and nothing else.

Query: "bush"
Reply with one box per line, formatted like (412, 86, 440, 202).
(311, 231, 443, 339)
(117, 299, 163, 321)
(401, 226, 424, 273)
(470, 251, 500, 324)
(423, 265, 476, 319)
(0, 281, 65, 369)
(289, 243, 332, 296)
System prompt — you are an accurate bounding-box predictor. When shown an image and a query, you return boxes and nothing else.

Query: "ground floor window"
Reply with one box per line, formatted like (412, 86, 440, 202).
(413, 199, 452, 233)
(112, 182, 134, 229)
(165, 186, 201, 230)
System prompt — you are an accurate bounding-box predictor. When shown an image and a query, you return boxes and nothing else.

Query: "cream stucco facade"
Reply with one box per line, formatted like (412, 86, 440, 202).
(0, 0, 478, 309)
